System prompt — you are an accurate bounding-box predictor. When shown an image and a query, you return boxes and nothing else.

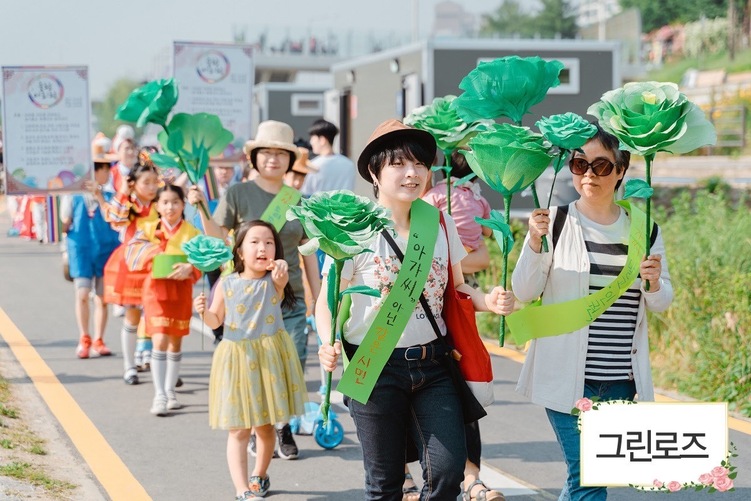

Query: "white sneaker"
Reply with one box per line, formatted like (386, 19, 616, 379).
(166, 391, 182, 410)
(150, 397, 168, 416)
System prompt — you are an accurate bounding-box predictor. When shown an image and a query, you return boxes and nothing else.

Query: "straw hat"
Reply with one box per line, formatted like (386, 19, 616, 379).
(91, 132, 116, 163)
(357, 119, 436, 182)
(290, 147, 317, 175)
(243, 120, 298, 158)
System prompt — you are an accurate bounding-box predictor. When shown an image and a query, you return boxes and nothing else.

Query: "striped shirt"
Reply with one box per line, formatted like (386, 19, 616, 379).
(580, 209, 641, 381)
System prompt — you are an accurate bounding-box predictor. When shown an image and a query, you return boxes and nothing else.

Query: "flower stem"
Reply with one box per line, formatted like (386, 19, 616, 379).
(546, 152, 567, 208)
(530, 183, 548, 253)
(444, 150, 453, 216)
(322, 259, 344, 426)
(500, 196, 511, 346)
(644, 155, 653, 292)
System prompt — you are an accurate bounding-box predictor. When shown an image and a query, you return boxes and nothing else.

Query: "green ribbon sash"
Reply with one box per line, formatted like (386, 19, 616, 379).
(260, 185, 302, 232)
(338, 199, 439, 404)
(507, 201, 648, 344)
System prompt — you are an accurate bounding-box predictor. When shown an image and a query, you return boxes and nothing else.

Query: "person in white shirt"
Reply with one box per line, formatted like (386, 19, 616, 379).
(300, 119, 355, 195)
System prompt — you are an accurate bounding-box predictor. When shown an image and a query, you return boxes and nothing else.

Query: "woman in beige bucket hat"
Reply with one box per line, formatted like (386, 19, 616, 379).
(188, 120, 322, 465)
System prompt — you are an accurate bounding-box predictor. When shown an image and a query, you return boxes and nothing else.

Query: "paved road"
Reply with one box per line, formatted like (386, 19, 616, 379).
(0, 212, 750, 500)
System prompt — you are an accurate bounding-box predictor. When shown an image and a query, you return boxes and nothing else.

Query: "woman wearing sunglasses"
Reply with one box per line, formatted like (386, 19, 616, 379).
(511, 122, 673, 500)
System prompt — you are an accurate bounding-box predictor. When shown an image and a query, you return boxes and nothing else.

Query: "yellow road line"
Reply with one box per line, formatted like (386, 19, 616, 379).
(0, 307, 151, 501)
(485, 339, 751, 436)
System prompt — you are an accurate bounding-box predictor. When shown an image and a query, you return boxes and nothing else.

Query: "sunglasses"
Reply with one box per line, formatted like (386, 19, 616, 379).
(569, 157, 616, 177)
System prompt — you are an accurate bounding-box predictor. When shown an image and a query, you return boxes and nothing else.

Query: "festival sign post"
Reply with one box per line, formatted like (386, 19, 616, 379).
(2, 66, 91, 195)
(172, 41, 254, 159)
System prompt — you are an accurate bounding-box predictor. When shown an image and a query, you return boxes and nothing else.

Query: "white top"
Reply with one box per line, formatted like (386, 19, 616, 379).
(301, 154, 356, 195)
(511, 202, 673, 413)
(324, 214, 467, 348)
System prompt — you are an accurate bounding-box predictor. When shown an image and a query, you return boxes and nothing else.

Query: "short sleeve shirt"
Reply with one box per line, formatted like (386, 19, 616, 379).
(325, 214, 467, 348)
(212, 181, 306, 297)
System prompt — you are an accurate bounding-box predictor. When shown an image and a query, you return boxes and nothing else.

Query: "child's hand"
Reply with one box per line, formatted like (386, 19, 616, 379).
(486, 287, 515, 316)
(187, 186, 205, 206)
(168, 262, 194, 280)
(194, 293, 206, 314)
(267, 259, 288, 284)
(318, 340, 341, 372)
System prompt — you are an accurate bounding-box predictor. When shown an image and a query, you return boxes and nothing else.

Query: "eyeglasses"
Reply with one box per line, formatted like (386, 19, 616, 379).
(569, 157, 616, 177)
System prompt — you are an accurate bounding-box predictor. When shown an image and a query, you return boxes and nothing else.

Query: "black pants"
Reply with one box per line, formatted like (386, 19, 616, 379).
(406, 420, 480, 467)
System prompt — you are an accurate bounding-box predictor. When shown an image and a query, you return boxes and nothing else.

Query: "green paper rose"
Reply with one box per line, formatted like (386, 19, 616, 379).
(404, 95, 493, 152)
(587, 81, 716, 158)
(286, 190, 391, 261)
(114, 79, 179, 128)
(461, 124, 553, 197)
(154, 113, 234, 185)
(536, 112, 598, 152)
(181, 235, 233, 272)
(451, 56, 564, 124)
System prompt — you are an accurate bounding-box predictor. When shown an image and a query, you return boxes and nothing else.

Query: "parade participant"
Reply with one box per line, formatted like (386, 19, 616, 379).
(300, 119, 355, 194)
(61, 157, 121, 359)
(195, 220, 306, 500)
(126, 184, 201, 415)
(423, 149, 493, 278)
(316, 120, 514, 500)
(109, 126, 137, 193)
(188, 120, 321, 460)
(102, 161, 160, 385)
(511, 123, 673, 500)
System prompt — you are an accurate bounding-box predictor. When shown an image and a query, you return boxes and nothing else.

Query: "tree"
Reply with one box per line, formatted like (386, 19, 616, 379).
(480, 0, 535, 38)
(620, 0, 728, 33)
(534, 0, 578, 38)
(92, 78, 140, 138)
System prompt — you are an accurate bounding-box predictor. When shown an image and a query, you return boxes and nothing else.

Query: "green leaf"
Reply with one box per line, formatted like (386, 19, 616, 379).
(729, 472, 737, 479)
(623, 178, 654, 199)
(326, 261, 337, 314)
(340, 285, 381, 299)
(453, 173, 475, 187)
(149, 153, 182, 169)
(476, 210, 514, 256)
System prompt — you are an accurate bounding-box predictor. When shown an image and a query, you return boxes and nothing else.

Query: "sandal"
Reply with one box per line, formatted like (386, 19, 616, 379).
(248, 475, 270, 498)
(402, 472, 420, 501)
(462, 479, 505, 501)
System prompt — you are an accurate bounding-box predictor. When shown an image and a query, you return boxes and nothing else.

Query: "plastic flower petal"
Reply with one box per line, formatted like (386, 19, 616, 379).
(587, 81, 716, 158)
(475, 210, 514, 256)
(536, 112, 597, 152)
(623, 179, 654, 199)
(451, 56, 564, 124)
(155, 113, 234, 185)
(460, 124, 553, 198)
(286, 190, 392, 261)
(114, 79, 179, 128)
(181, 235, 233, 272)
(404, 95, 494, 152)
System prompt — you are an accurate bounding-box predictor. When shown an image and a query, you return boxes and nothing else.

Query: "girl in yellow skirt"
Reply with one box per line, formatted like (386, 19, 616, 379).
(194, 220, 306, 500)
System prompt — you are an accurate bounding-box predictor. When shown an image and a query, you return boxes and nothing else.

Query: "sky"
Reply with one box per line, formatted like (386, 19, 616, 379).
(0, 0, 507, 100)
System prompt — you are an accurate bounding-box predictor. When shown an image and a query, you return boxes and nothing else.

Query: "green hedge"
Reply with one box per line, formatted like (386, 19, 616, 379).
(474, 188, 751, 417)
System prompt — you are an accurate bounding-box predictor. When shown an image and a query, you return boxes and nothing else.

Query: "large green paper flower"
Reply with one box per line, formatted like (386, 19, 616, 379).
(404, 95, 493, 152)
(587, 81, 716, 158)
(536, 112, 598, 152)
(151, 113, 234, 185)
(461, 124, 553, 198)
(181, 235, 232, 272)
(286, 190, 391, 261)
(451, 56, 564, 124)
(114, 79, 179, 128)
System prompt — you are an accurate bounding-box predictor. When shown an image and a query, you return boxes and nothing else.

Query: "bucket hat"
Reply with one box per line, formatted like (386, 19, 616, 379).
(357, 119, 436, 182)
(243, 120, 298, 158)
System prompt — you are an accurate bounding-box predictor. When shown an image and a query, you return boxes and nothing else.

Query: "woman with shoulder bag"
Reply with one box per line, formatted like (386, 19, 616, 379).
(316, 120, 514, 500)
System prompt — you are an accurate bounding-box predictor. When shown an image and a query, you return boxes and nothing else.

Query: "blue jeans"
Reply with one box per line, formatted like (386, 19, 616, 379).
(348, 354, 466, 500)
(282, 297, 309, 369)
(546, 380, 637, 501)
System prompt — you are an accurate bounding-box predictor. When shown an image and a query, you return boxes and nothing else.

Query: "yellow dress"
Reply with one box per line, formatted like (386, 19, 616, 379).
(208, 272, 307, 429)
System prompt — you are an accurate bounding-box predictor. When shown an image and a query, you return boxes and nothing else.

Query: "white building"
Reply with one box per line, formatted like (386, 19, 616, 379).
(574, 0, 621, 28)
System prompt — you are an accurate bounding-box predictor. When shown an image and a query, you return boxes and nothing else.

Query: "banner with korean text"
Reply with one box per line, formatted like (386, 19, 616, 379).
(2, 66, 91, 195)
(172, 41, 254, 160)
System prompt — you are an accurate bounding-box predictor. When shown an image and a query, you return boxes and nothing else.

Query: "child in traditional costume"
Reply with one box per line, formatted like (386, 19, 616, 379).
(102, 160, 159, 385)
(194, 220, 306, 500)
(126, 184, 201, 415)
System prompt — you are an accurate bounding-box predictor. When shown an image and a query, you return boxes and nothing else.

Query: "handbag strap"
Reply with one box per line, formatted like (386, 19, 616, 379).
(381, 214, 454, 343)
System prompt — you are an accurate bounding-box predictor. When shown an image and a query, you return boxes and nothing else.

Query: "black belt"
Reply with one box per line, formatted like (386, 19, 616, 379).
(342, 339, 450, 361)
